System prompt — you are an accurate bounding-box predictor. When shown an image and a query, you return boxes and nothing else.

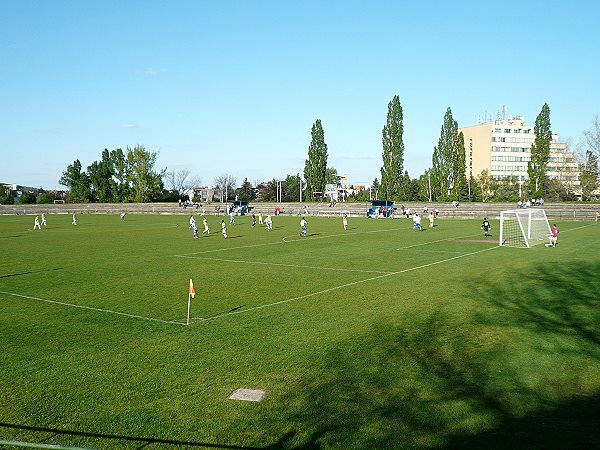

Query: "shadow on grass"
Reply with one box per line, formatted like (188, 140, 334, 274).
(266, 260, 600, 449)
(0, 422, 259, 449)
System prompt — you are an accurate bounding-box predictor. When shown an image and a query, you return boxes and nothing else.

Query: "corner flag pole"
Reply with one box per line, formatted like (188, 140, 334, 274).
(186, 278, 195, 326)
(186, 291, 191, 326)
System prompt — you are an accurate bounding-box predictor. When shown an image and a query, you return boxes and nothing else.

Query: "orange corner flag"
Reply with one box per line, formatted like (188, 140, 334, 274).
(189, 279, 196, 299)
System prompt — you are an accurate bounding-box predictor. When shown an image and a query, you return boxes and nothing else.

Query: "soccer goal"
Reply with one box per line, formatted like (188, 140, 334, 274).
(499, 209, 551, 248)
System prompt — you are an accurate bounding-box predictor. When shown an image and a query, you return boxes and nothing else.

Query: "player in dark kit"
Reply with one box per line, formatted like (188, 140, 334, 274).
(481, 218, 491, 237)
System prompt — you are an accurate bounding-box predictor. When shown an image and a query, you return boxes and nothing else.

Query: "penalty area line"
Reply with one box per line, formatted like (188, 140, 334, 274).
(174, 255, 393, 275)
(0, 291, 186, 326)
(192, 245, 501, 325)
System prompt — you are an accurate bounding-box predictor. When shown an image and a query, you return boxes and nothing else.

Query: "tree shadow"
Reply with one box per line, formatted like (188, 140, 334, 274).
(263, 260, 600, 448)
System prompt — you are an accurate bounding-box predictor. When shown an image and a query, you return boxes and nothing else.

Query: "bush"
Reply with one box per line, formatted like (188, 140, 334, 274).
(36, 193, 57, 204)
(19, 192, 36, 204)
(0, 191, 15, 205)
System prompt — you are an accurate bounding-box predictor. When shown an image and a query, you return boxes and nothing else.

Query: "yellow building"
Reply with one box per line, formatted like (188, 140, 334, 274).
(459, 115, 579, 186)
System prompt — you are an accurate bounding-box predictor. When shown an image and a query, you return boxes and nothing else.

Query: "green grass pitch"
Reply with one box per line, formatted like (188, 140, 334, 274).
(1, 213, 599, 449)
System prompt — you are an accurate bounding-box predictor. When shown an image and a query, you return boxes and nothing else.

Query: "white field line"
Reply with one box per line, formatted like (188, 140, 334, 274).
(174, 255, 393, 274)
(0, 291, 186, 326)
(281, 227, 399, 243)
(176, 240, 284, 256)
(397, 233, 480, 250)
(177, 227, 401, 257)
(560, 223, 595, 233)
(192, 245, 501, 324)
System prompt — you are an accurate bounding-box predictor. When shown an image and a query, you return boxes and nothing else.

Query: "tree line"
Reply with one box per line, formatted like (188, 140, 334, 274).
(48, 100, 600, 204)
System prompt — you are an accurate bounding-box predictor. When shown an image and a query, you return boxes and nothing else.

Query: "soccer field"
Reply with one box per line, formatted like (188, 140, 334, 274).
(1, 213, 599, 449)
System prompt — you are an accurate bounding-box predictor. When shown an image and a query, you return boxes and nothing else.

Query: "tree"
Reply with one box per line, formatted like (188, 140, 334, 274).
(417, 170, 433, 202)
(325, 167, 339, 185)
(582, 114, 600, 160)
(527, 103, 552, 198)
(579, 150, 599, 200)
(165, 168, 190, 193)
(214, 174, 237, 202)
(452, 131, 468, 200)
(19, 191, 36, 204)
(59, 159, 91, 203)
(126, 145, 165, 203)
(371, 177, 380, 200)
(110, 148, 129, 202)
(88, 149, 116, 202)
(380, 95, 405, 200)
(282, 174, 302, 202)
(475, 170, 496, 203)
(37, 192, 57, 204)
(0, 188, 15, 205)
(431, 108, 457, 201)
(304, 119, 328, 201)
(238, 178, 254, 202)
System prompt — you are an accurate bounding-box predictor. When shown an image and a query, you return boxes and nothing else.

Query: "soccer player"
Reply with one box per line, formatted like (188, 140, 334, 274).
(189, 216, 197, 238)
(343, 214, 348, 231)
(300, 217, 307, 237)
(34, 216, 41, 230)
(41, 213, 47, 227)
(71, 213, 77, 225)
(265, 215, 272, 231)
(120, 211, 126, 220)
(202, 217, 210, 234)
(413, 213, 422, 232)
(229, 210, 236, 225)
(221, 220, 228, 239)
(481, 218, 491, 238)
(258, 212, 263, 225)
(251, 214, 256, 227)
(428, 211, 434, 228)
(545, 224, 560, 247)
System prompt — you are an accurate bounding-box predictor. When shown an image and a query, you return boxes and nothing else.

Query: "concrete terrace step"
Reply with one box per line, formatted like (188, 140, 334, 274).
(1, 202, 598, 221)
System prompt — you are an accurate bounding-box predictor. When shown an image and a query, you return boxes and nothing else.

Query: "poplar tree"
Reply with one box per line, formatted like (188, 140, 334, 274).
(452, 131, 468, 200)
(303, 119, 328, 201)
(380, 95, 404, 200)
(431, 107, 457, 200)
(527, 103, 552, 198)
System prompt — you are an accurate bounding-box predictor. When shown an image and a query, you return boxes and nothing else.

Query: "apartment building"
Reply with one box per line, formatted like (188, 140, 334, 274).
(459, 115, 579, 185)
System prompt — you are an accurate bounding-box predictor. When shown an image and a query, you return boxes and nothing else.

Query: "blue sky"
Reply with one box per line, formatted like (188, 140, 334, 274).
(2, 0, 599, 190)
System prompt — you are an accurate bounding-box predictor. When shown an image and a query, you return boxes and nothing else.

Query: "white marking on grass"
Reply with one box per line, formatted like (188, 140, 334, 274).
(176, 240, 284, 256)
(0, 440, 95, 450)
(192, 245, 501, 324)
(282, 227, 399, 243)
(0, 291, 186, 326)
(560, 223, 594, 233)
(174, 255, 393, 274)
(396, 234, 479, 250)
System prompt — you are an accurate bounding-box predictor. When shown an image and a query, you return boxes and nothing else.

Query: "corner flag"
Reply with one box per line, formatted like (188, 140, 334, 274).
(189, 279, 196, 299)
(186, 278, 196, 326)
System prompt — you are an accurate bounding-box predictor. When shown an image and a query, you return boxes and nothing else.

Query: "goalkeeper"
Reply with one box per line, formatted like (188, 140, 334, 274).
(481, 218, 491, 237)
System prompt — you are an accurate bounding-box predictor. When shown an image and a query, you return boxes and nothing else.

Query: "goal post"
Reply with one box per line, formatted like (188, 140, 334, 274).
(499, 209, 551, 248)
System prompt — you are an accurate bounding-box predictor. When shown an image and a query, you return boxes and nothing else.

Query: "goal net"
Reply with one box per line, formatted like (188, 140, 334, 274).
(499, 209, 551, 248)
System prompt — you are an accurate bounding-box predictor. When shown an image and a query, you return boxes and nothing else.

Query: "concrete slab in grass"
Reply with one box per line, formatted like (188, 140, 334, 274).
(227, 388, 267, 402)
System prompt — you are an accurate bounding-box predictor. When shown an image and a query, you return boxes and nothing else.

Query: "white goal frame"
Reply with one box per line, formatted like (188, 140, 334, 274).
(499, 209, 551, 248)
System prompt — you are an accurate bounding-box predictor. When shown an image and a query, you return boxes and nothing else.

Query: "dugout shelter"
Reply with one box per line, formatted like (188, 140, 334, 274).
(368, 200, 395, 218)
